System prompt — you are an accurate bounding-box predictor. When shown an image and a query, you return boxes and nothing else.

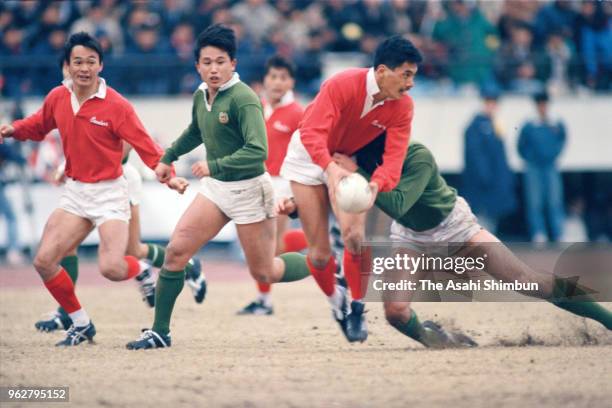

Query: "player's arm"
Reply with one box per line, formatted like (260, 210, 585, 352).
(115, 104, 177, 184)
(299, 78, 346, 170)
(206, 102, 267, 177)
(370, 104, 412, 192)
(362, 161, 431, 218)
(160, 97, 204, 167)
(333, 152, 431, 217)
(2, 94, 57, 143)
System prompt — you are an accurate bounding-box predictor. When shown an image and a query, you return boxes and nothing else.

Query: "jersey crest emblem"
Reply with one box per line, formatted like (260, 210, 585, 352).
(219, 112, 229, 124)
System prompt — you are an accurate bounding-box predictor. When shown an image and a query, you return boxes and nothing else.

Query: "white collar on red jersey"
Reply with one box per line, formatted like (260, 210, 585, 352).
(361, 68, 386, 118)
(62, 77, 107, 114)
(62, 77, 107, 99)
(263, 90, 295, 119)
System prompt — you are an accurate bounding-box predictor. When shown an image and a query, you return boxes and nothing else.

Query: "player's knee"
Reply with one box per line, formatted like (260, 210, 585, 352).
(99, 259, 124, 281)
(342, 228, 364, 254)
(33, 253, 55, 276)
(250, 268, 272, 284)
(165, 243, 189, 266)
(307, 251, 332, 270)
(384, 303, 411, 325)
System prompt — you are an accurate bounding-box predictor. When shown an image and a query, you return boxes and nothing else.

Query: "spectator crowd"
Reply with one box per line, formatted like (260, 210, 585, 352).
(1, 0, 610, 98)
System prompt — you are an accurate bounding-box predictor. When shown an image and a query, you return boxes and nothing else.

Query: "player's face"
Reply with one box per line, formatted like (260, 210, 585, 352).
(378, 62, 417, 100)
(196, 46, 237, 90)
(263, 67, 295, 103)
(67, 45, 103, 89)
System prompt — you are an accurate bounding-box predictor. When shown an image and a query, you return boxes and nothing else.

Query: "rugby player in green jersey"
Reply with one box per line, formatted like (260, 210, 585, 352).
(126, 24, 311, 349)
(326, 135, 612, 347)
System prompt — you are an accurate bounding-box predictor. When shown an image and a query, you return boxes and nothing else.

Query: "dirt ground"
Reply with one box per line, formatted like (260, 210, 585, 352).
(1, 262, 611, 408)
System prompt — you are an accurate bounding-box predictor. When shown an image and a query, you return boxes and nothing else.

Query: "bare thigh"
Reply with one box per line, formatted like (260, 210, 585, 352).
(236, 218, 277, 282)
(465, 229, 553, 298)
(291, 182, 330, 266)
(34, 209, 93, 280)
(164, 194, 229, 270)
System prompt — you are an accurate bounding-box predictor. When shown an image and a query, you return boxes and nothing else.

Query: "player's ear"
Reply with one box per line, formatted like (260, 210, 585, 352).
(231, 58, 237, 70)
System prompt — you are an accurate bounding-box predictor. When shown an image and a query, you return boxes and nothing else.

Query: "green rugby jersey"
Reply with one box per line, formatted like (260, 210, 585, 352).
(359, 142, 457, 231)
(161, 75, 267, 182)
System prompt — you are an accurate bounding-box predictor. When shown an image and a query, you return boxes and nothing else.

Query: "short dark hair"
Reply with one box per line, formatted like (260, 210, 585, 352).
(63, 32, 103, 64)
(265, 55, 296, 78)
(533, 91, 549, 103)
(373, 35, 422, 69)
(194, 24, 236, 62)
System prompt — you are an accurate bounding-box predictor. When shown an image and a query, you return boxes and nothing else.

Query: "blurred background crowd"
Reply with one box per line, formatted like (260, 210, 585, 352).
(1, 0, 611, 98)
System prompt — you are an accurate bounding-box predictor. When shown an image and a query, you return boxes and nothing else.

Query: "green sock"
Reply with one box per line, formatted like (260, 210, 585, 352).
(550, 277, 612, 330)
(60, 255, 79, 283)
(57, 255, 79, 319)
(152, 269, 185, 336)
(389, 310, 426, 342)
(146, 244, 166, 268)
(279, 253, 311, 282)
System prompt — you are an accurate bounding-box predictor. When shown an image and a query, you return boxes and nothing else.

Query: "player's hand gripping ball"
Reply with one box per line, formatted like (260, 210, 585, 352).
(336, 173, 372, 213)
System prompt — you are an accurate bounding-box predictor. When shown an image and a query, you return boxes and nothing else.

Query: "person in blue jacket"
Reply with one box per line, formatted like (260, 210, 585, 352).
(518, 91, 567, 242)
(461, 87, 517, 235)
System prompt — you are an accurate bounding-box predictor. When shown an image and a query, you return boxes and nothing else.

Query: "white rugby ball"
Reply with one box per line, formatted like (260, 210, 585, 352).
(336, 173, 372, 213)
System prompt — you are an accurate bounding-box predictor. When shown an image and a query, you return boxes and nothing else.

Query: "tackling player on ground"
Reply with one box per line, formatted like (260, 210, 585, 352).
(331, 135, 612, 347)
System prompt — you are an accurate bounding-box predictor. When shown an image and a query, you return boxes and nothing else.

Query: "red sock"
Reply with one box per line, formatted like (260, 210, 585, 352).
(257, 282, 271, 293)
(343, 249, 372, 301)
(306, 256, 336, 296)
(283, 229, 308, 253)
(44, 268, 81, 313)
(123, 255, 141, 280)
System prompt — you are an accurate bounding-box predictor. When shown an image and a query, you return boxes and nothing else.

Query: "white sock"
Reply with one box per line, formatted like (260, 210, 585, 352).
(257, 293, 271, 307)
(68, 309, 90, 327)
(138, 260, 150, 274)
(327, 285, 344, 310)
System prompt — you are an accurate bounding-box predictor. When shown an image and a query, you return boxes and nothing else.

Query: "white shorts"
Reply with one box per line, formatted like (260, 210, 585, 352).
(122, 162, 143, 206)
(280, 130, 328, 186)
(199, 173, 276, 225)
(271, 175, 292, 200)
(389, 196, 482, 255)
(59, 177, 130, 226)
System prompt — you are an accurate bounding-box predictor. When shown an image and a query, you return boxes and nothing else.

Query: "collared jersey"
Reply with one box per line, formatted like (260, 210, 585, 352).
(299, 68, 414, 192)
(161, 74, 267, 182)
(12, 80, 164, 183)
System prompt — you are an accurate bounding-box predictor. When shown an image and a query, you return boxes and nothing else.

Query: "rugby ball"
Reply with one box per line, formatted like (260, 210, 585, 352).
(336, 173, 372, 213)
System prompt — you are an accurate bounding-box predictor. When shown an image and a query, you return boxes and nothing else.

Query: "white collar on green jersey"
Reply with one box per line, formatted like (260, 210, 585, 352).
(198, 72, 241, 93)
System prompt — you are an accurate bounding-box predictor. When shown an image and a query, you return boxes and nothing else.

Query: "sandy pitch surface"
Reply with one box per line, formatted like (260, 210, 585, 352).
(1, 266, 611, 408)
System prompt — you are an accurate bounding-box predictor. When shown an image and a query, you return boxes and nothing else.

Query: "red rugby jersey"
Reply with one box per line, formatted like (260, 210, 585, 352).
(263, 92, 303, 176)
(12, 81, 164, 183)
(299, 68, 413, 192)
